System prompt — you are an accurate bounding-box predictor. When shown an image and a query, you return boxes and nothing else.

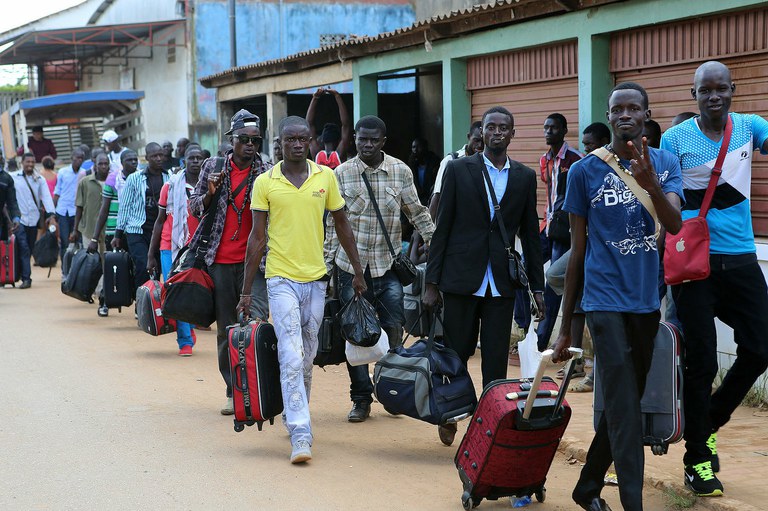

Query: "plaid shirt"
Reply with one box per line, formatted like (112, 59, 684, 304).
(324, 153, 434, 278)
(189, 154, 271, 267)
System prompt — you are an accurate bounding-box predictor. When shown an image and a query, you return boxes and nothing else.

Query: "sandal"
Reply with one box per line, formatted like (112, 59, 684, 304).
(556, 361, 585, 379)
(569, 377, 594, 393)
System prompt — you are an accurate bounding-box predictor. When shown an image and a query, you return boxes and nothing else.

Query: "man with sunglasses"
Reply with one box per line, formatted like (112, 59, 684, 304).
(189, 109, 271, 415)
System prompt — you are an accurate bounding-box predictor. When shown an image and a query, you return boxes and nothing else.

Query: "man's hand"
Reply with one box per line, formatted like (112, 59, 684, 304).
(87, 240, 98, 253)
(68, 231, 80, 244)
(352, 272, 367, 296)
(236, 294, 252, 319)
(110, 237, 122, 250)
(11, 220, 20, 232)
(45, 216, 57, 228)
(628, 137, 661, 193)
(422, 282, 443, 309)
(533, 291, 546, 322)
(312, 87, 326, 99)
(550, 332, 573, 363)
(146, 255, 159, 276)
(207, 172, 223, 197)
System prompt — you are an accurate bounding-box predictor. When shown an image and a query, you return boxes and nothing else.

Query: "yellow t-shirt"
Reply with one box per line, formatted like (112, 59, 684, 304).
(251, 160, 345, 282)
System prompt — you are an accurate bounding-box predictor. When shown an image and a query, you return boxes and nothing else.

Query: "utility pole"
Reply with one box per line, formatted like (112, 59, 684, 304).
(228, 0, 237, 68)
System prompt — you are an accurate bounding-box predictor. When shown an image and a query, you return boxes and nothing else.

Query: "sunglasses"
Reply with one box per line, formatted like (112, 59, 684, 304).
(235, 135, 263, 145)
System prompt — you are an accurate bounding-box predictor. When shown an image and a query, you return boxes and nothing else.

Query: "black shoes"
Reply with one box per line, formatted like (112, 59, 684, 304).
(684, 461, 724, 497)
(573, 496, 613, 511)
(19, 279, 31, 289)
(347, 401, 371, 422)
(438, 422, 458, 446)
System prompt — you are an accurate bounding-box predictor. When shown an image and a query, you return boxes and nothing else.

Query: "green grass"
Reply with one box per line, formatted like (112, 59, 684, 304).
(663, 487, 697, 510)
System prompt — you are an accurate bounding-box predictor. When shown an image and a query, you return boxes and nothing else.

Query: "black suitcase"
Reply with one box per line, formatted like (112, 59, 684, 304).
(227, 318, 283, 431)
(62, 250, 102, 303)
(594, 321, 684, 455)
(103, 250, 134, 310)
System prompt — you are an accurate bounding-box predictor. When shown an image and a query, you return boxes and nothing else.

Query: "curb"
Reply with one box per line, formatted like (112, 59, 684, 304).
(558, 437, 761, 511)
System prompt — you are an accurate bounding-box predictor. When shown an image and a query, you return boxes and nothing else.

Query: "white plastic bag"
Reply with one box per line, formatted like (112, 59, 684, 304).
(518, 327, 543, 379)
(346, 329, 389, 366)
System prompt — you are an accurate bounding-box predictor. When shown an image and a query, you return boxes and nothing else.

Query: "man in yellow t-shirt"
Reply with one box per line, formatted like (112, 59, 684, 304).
(238, 116, 366, 465)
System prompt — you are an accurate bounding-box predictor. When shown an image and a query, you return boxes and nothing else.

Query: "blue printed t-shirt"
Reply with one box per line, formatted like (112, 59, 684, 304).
(563, 148, 684, 313)
(660, 112, 768, 255)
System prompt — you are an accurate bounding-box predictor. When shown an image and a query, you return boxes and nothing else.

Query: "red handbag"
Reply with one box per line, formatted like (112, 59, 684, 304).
(664, 116, 732, 285)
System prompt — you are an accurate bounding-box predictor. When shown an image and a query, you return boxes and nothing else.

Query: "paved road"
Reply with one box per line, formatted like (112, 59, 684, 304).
(1, 266, 687, 510)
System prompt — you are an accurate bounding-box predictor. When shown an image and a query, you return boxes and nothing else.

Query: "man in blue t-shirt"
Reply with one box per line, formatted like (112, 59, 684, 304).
(661, 61, 768, 498)
(552, 82, 683, 511)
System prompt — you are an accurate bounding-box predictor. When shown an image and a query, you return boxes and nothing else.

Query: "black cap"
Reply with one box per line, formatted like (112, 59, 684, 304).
(31, 126, 44, 132)
(225, 109, 260, 135)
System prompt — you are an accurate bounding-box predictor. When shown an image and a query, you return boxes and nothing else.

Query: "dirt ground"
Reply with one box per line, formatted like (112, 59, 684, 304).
(0, 267, 707, 510)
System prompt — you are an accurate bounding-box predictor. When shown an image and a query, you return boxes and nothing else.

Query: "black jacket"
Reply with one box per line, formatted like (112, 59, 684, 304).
(0, 170, 20, 240)
(426, 152, 544, 296)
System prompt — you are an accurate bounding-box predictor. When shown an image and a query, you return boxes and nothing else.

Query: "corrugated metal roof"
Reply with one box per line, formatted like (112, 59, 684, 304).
(200, 0, 619, 89)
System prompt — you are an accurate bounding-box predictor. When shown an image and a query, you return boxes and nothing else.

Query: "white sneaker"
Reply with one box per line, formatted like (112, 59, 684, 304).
(290, 440, 312, 464)
(220, 397, 234, 415)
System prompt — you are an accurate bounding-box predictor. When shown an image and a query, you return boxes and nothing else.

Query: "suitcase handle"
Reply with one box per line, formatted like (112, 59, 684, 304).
(521, 348, 582, 420)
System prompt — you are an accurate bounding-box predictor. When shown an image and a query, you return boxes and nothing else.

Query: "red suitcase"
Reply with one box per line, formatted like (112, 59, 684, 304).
(455, 350, 581, 509)
(136, 278, 177, 336)
(227, 318, 283, 432)
(1, 234, 20, 286)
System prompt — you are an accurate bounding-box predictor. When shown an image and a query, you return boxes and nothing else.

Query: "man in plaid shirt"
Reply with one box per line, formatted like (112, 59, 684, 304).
(325, 115, 435, 423)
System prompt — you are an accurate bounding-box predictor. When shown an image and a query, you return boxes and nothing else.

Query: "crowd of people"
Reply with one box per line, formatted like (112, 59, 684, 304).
(1, 60, 766, 510)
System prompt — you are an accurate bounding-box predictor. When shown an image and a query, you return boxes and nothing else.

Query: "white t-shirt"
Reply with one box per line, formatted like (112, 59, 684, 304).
(433, 146, 467, 194)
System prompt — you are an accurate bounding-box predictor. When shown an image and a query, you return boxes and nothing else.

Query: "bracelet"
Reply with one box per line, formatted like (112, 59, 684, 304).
(240, 294, 252, 298)
(90, 238, 99, 244)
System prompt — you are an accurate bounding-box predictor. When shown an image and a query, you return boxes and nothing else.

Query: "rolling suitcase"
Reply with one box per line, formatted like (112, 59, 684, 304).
(227, 318, 283, 432)
(455, 348, 582, 509)
(103, 250, 134, 310)
(136, 278, 177, 336)
(403, 263, 443, 337)
(594, 321, 684, 455)
(1, 234, 20, 286)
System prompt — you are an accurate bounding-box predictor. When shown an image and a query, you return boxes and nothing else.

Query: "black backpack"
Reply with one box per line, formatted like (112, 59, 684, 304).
(33, 231, 59, 269)
(62, 250, 102, 303)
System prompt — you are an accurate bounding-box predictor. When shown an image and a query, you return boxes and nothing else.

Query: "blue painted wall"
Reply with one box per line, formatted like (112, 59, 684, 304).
(194, 1, 415, 121)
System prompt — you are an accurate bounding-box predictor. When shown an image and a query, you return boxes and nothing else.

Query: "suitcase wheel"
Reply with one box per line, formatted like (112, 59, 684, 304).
(234, 423, 244, 433)
(461, 492, 480, 510)
(651, 443, 668, 456)
(535, 488, 546, 503)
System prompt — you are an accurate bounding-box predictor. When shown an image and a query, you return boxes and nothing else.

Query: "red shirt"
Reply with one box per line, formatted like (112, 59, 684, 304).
(214, 161, 252, 264)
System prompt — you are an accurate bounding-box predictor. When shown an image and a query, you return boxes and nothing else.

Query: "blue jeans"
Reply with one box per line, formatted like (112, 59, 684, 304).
(160, 249, 194, 348)
(338, 268, 404, 405)
(537, 231, 568, 351)
(16, 224, 38, 281)
(267, 276, 326, 445)
(56, 214, 75, 267)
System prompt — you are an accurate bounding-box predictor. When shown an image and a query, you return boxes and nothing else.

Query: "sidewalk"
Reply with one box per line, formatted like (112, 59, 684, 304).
(505, 364, 768, 511)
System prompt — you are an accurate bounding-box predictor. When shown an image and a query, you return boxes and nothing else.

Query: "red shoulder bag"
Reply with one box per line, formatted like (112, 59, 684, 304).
(664, 116, 732, 285)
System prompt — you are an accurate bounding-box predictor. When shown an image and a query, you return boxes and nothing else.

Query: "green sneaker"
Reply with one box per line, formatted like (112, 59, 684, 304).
(706, 432, 720, 473)
(684, 461, 724, 497)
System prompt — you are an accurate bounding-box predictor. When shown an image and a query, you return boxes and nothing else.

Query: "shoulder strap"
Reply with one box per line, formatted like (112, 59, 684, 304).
(480, 167, 514, 257)
(698, 115, 732, 218)
(451, 152, 459, 160)
(21, 174, 41, 208)
(592, 147, 659, 236)
(360, 171, 397, 258)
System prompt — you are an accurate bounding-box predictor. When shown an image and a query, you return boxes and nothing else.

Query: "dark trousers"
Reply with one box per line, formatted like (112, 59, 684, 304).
(16, 224, 38, 281)
(673, 255, 768, 464)
(126, 229, 154, 291)
(574, 311, 659, 511)
(442, 291, 515, 388)
(56, 213, 75, 266)
(338, 267, 404, 405)
(208, 262, 269, 397)
(537, 230, 569, 350)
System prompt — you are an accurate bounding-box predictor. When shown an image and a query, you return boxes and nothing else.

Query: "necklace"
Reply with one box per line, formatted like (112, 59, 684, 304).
(607, 146, 633, 176)
(224, 160, 257, 241)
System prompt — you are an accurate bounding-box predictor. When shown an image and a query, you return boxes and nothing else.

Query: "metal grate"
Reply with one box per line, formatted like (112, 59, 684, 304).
(319, 34, 348, 48)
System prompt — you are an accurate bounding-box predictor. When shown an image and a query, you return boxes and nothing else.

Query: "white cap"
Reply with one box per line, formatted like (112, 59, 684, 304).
(101, 129, 119, 143)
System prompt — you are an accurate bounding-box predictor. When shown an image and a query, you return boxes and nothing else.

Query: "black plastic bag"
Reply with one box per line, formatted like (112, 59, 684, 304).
(339, 295, 381, 347)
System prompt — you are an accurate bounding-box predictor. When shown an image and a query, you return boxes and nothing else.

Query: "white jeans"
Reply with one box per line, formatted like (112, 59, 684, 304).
(267, 276, 326, 445)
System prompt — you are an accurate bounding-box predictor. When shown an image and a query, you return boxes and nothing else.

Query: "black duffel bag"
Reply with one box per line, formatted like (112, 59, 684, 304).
(62, 250, 102, 303)
(313, 268, 346, 367)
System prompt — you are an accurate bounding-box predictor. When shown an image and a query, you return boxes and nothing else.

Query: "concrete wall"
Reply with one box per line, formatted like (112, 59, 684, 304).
(83, 24, 189, 152)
